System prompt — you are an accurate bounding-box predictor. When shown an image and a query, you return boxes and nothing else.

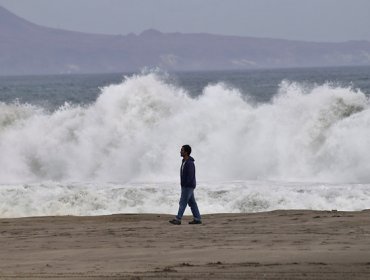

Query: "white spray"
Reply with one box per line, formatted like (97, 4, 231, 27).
(0, 72, 368, 183)
(1, 72, 370, 217)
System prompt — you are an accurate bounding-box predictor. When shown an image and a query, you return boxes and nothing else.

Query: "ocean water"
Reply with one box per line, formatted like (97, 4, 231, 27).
(1, 66, 370, 218)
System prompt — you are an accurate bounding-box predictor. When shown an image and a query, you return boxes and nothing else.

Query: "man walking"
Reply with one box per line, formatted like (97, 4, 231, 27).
(169, 145, 202, 225)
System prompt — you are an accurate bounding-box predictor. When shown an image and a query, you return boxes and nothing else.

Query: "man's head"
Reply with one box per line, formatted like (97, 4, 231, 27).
(181, 145, 192, 158)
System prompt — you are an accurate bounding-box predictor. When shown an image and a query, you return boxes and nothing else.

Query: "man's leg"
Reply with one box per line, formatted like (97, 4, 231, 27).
(188, 191, 201, 221)
(175, 187, 193, 221)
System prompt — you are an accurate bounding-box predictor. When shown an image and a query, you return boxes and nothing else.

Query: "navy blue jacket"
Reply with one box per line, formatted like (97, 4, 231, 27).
(180, 156, 196, 188)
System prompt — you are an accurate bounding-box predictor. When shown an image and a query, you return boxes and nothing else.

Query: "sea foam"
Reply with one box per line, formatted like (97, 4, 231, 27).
(0, 72, 369, 183)
(1, 181, 370, 218)
(0, 72, 370, 217)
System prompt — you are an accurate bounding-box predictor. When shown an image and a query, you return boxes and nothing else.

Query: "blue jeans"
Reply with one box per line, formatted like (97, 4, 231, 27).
(176, 187, 201, 221)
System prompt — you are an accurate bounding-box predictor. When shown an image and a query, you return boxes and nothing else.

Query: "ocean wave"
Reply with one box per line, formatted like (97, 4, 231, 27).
(1, 181, 369, 218)
(0, 72, 369, 183)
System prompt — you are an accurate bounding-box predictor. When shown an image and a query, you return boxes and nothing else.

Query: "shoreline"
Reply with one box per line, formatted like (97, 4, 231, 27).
(1, 210, 370, 279)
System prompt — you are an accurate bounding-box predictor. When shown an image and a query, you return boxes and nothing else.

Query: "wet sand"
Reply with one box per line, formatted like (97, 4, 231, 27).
(1, 210, 370, 279)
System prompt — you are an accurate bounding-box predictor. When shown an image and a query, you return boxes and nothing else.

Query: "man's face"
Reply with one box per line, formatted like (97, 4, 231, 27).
(180, 147, 186, 158)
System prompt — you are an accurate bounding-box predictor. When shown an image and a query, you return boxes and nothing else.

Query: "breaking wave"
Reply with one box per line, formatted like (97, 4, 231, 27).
(1, 72, 369, 184)
(2, 71, 370, 217)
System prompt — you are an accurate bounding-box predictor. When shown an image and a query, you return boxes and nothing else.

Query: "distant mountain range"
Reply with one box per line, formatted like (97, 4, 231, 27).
(1, 5, 370, 76)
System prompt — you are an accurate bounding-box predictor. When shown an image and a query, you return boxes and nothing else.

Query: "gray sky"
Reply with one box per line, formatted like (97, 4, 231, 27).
(1, 0, 369, 42)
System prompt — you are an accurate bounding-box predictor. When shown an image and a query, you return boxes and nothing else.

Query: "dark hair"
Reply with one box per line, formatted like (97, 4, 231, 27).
(182, 145, 192, 155)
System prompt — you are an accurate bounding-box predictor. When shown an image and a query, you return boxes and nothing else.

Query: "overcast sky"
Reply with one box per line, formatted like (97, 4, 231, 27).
(1, 0, 369, 42)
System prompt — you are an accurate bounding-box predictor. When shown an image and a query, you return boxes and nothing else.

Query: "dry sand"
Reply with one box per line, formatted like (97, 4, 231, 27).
(0, 210, 370, 279)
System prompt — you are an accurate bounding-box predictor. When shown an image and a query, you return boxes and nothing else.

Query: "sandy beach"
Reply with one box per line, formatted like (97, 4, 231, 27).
(0, 210, 370, 279)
